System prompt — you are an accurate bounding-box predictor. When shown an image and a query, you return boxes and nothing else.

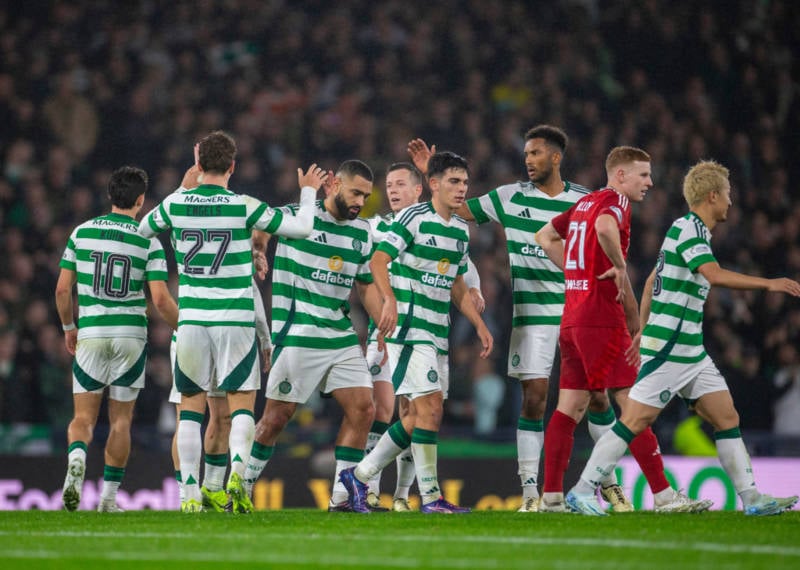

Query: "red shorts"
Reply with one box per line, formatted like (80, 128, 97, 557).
(558, 326, 637, 391)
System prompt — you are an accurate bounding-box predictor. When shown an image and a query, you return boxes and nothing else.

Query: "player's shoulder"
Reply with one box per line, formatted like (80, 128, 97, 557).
(451, 213, 470, 230)
(365, 213, 385, 228)
(673, 213, 710, 240)
(564, 181, 591, 196)
(595, 187, 630, 210)
(349, 215, 373, 232)
(492, 181, 527, 197)
(394, 202, 431, 226)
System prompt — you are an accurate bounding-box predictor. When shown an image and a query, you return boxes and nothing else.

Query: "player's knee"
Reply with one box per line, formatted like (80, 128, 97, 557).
(70, 414, 96, 434)
(349, 398, 376, 426)
(259, 405, 293, 434)
(374, 402, 393, 423)
(710, 409, 740, 432)
(109, 415, 133, 434)
(587, 392, 610, 412)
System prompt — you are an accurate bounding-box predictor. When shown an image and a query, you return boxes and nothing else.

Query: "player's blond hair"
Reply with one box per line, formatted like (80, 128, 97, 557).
(605, 146, 650, 174)
(682, 160, 729, 207)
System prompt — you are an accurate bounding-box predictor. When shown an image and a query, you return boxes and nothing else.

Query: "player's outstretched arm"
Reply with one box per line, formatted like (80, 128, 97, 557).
(698, 262, 800, 296)
(265, 164, 326, 239)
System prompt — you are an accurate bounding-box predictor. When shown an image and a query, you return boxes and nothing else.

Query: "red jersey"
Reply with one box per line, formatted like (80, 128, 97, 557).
(550, 187, 631, 329)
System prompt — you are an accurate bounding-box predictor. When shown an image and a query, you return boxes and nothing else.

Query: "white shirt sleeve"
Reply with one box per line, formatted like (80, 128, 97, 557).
(463, 257, 481, 289)
(271, 186, 317, 239)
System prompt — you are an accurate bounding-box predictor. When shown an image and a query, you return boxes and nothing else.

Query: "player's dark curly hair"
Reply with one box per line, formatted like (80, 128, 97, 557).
(427, 151, 469, 180)
(524, 124, 568, 154)
(336, 159, 374, 182)
(108, 166, 148, 209)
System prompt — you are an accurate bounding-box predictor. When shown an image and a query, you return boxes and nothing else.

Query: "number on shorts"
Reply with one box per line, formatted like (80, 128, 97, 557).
(181, 229, 232, 275)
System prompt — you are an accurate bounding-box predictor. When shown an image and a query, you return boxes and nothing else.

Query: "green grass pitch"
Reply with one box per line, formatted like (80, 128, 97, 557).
(1, 509, 798, 569)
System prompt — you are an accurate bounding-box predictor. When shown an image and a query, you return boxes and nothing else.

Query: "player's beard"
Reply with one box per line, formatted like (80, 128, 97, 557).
(529, 164, 553, 186)
(334, 194, 360, 220)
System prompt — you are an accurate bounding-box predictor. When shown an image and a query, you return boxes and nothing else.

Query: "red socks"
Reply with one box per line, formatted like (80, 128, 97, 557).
(542, 410, 577, 493)
(629, 427, 669, 494)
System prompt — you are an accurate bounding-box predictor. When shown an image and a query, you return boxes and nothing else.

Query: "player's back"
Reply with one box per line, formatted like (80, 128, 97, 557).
(157, 184, 261, 327)
(62, 213, 167, 340)
(556, 188, 631, 329)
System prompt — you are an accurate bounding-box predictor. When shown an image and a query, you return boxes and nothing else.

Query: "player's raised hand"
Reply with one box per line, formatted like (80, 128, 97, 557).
(298, 163, 328, 190)
(597, 266, 626, 303)
(767, 277, 800, 297)
(180, 165, 202, 189)
(407, 138, 435, 174)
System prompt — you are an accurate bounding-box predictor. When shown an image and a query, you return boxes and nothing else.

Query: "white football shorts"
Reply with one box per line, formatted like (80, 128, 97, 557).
(174, 325, 260, 395)
(386, 343, 449, 400)
(629, 355, 729, 409)
(507, 325, 559, 380)
(265, 344, 372, 403)
(72, 337, 145, 402)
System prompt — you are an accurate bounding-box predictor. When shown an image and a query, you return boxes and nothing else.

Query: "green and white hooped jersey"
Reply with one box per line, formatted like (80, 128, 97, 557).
(367, 212, 394, 247)
(140, 184, 288, 327)
(640, 212, 716, 364)
(467, 181, 590, 327)
(271, 201, 373, 349)
(378, 202, 469, 353)
(60, 213, 168, 340)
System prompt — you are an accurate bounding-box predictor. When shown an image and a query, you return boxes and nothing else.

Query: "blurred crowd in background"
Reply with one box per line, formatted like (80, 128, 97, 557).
(1, 0, 799, 455)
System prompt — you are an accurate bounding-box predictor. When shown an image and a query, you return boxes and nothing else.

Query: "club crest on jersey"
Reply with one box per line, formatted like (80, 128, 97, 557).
(352, 238, 363, 253)
(427, 369, 438, 383)
(437, 259, 450, 274)
(456, 240, 465, 253)
(328, 255, 344, 271)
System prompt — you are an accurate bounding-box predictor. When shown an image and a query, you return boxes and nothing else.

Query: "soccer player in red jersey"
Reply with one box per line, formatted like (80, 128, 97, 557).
(535, 147, 710, 513)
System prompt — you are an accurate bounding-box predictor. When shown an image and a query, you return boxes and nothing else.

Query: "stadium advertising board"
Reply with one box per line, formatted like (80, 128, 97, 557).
(1, 454, 796, 510)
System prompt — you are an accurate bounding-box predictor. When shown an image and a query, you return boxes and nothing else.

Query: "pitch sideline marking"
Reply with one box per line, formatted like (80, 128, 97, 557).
(0, 530, 798, 558)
